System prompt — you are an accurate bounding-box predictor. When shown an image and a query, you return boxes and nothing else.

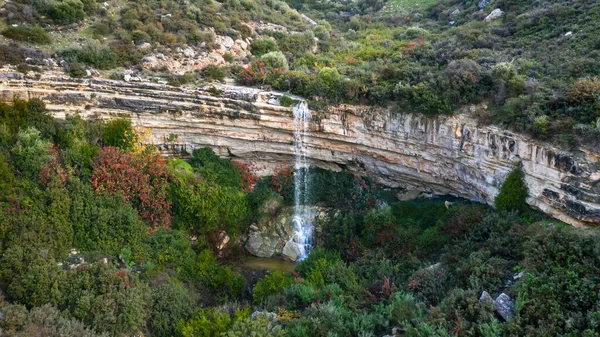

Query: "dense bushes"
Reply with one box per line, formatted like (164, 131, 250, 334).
(1, 26, 51, 44)
(90, 146, 173, 229)
(59, 44, 118, 70)
(0, 98, 598, 337)
(251, 38, 278, 56)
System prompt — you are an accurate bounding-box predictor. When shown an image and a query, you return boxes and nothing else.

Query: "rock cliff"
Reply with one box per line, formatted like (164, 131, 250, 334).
(1, 69, 599, 227)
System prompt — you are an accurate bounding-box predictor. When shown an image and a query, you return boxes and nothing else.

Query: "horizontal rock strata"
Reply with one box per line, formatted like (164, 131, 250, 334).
(1, 69, 599, 227)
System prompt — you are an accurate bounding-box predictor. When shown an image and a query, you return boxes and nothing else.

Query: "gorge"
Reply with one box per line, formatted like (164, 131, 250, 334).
(1, 69, 599, 228)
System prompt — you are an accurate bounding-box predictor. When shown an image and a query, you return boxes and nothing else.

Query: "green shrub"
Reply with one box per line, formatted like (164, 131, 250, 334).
(512, 229, 600, 335)
(66, 61, 87, 78)
(179, 307, 249, 337)
(465, 250, 510, 294)
(40, 0, 86, 24)
(1, 26, 52, 44)
(297, 248, 341, 279)
(148, 282, 195, 337)
(495, 166, 528, 213)
(192, 250, 246, 300)
(59, 44, 118, 70)
(251, 38, 278, 56)
(102, 118, 134, 151)
(408, 265, 449, 305)
(279, 95, 295, 107)
(69, 180, 148, 257)
(223, 315, 284, 337)
(202, 65, 228, 81)
(189, 148, 242, 188)
(283, 283, 316, 310)
(260, 51, 289, 71)
(394, 82, 452, 115)
(253, 271, 293, 304)
(146, 229, 196, 272)
(11, 127, 52, 180)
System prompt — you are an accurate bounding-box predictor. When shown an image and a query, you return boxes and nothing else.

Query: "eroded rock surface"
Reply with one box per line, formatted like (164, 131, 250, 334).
(1, 68, 599, 227)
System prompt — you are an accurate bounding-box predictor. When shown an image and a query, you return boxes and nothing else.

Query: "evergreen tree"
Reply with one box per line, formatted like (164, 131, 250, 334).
(495, 166, 528, 213)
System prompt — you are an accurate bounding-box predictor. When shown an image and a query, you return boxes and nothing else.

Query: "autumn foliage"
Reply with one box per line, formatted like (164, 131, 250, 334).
(232, 161, 258, 192)
(568, 77, 600, 105)
(90, 146, 172, 230)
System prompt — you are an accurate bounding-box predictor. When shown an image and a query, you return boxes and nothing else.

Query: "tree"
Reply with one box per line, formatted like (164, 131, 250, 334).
(60, 264, 150, 336)
(69, 178, 148, 257)
(495, 166, 528, 213)
(148, 282, 195, 337)
(102, 118, 135, 151)
(250, 38, 278, 56)
(11, 127, 52, 180)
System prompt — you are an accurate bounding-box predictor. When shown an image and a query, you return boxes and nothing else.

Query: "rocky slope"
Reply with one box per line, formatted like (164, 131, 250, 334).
(1, 68, 599, 227)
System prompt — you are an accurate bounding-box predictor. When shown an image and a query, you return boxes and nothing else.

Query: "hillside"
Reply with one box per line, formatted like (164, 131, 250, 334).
(1, 1, 600, 336)
(1, 0, 600, 148)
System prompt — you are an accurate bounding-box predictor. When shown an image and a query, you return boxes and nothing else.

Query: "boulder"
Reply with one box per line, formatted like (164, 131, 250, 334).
(484, 8, 504, 21)
(478, 0, 489, 9)
(479, 291, 494, 304)
(301, 14, 317, 27)
(281, 241, 303, 261)
(244, 206, 328, 260)
(494, 293, 515, 321)
(183, 47, 196, 58)
(245, 231, 278, 258)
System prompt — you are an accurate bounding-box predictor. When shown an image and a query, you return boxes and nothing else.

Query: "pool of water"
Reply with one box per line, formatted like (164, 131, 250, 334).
(236, 256, 298, 273)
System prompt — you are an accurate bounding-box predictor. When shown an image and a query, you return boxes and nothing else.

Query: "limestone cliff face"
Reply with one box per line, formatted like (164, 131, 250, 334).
(1, 69, 599, 227)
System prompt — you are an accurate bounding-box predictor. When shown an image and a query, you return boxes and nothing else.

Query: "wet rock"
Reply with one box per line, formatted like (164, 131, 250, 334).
(281, 241, 302, 262)
(244, 206, 328, 260)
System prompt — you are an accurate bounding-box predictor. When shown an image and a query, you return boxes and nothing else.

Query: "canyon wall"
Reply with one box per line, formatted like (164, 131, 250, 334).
(1, 69, 599, 227)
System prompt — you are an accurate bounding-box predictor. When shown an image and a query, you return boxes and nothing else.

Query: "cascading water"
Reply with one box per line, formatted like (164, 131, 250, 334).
(290, 101, 313, 261)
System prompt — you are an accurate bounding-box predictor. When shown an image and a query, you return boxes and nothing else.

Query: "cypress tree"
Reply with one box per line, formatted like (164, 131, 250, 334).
(495, 165, 529, 213)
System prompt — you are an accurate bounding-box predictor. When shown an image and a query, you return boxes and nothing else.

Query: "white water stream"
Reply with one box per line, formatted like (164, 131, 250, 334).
(290, 101, 313, 261)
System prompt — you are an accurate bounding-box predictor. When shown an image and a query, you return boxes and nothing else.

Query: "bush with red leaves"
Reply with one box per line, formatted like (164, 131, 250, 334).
(90, 146, 172, 230)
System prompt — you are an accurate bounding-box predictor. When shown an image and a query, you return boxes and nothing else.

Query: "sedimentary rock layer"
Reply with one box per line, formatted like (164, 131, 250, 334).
(1, 70, 599, 227)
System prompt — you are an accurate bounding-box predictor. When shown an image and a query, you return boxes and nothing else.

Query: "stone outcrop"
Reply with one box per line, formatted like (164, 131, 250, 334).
(141, 34, 252, 75)
(1, 68, 599, 227)
(245, 206, 329, 261)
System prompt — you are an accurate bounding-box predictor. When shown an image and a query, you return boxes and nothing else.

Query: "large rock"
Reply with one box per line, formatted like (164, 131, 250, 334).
(494, 293, 515, 321)
(243, 206, 329, 260)
(484, 8, 504, 21)
(281, 241, 303, 261)
(246, 231, 279, 257)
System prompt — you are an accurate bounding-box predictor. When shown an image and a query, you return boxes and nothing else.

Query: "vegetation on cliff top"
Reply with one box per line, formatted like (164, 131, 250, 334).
(1, 0, 599, 148)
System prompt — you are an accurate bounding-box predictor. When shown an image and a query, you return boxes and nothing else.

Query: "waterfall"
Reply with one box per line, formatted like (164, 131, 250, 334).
(290, 101, 313, 261)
